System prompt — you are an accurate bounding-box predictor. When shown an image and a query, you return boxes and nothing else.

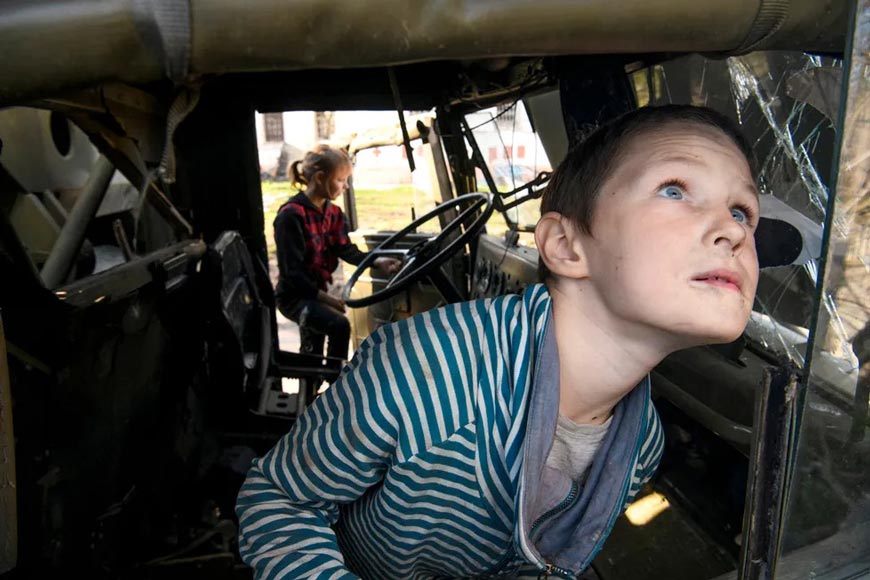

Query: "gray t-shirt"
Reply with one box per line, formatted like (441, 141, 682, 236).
(545, 414, 612, 483)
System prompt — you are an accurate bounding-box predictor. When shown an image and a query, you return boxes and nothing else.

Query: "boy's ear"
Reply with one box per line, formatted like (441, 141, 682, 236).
(535, 212, 589, 280)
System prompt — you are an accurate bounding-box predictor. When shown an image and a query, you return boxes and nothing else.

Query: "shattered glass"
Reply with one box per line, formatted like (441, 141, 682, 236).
(775, 7, 870, 575)
(636, 53, 841, 371)
(636, 48, 870, 577)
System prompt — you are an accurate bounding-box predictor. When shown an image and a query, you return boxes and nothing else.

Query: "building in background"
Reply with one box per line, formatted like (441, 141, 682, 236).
(255, 110, 415, 188)
(255, 104, 549, 191)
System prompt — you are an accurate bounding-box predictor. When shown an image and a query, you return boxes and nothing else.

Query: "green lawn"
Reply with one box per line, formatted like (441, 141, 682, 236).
(260, 180, 514, 257)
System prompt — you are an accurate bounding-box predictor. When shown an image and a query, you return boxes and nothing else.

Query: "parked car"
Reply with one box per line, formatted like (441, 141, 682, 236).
(475, 163, 542, 192)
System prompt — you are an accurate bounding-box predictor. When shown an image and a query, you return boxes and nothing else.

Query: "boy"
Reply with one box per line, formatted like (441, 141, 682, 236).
(236, 105, 773, 579)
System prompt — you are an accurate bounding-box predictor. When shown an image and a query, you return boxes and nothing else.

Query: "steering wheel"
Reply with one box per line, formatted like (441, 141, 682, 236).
(342, 192, 494, 308)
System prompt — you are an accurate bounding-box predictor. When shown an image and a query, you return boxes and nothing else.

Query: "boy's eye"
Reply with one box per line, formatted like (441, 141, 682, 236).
(731, 207, 749, 224)
(657, 184, 685, 200)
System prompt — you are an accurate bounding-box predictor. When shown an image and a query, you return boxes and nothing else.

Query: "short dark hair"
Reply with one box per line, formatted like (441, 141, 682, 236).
(538, 104, 758, 281)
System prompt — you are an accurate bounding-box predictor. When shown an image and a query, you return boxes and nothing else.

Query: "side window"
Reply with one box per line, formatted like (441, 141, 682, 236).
(257, 109, 443, 239)
(465, 100, 552, 244)
(628, 54, 833, 363)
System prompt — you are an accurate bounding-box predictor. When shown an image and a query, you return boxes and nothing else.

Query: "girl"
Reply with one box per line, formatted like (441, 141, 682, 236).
(273, 144, 401, 360)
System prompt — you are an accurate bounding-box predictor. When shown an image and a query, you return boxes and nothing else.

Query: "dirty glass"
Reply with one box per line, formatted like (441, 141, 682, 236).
(636, 53, 838, 371)
(774, 6, 870, 577)
(625, 49, 870, 579)
(464, 101, 551, 231)
(648, 49, 870, 578)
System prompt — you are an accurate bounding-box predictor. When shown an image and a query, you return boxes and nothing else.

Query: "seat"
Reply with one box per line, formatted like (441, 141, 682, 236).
(204, 230, 341, 419)
(206, 231, 272, 400)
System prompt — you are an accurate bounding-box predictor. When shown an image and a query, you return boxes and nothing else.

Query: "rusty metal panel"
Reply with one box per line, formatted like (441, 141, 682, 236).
(0, 0, 850, 104)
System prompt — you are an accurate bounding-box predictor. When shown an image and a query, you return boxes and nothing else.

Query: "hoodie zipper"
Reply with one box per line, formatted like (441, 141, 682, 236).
(537, 563, 574, 579)
(577, 462, 632, 571)
(537, 395, 650, 575)
(528, 481, 579, 540)
(579, 432, 645, 570)
(528, 482, 579, 579)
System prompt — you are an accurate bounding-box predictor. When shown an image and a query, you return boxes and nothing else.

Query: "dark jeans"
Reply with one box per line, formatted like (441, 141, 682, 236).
(278, 298, 350, 361)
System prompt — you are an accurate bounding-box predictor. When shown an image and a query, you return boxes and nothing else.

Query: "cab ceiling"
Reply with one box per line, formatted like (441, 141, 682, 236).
(0, 0, 847, 105)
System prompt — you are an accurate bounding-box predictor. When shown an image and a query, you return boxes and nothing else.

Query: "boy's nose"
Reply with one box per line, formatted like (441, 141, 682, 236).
(710, 208, 749, 254)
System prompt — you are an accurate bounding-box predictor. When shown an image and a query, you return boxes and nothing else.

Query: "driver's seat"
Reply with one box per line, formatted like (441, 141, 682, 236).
(202, 231, 341, 420)
(202, 231, 272, 411)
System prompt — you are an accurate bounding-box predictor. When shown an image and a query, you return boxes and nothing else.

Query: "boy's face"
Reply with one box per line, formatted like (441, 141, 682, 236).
(579, 123, 760, 346)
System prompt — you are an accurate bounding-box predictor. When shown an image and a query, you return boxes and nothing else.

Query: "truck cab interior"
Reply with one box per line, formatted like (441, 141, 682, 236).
(0, 1, 868, 579)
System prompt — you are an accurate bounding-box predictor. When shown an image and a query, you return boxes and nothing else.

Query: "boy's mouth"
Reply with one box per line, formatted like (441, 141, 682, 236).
(692, 269, 742, 293)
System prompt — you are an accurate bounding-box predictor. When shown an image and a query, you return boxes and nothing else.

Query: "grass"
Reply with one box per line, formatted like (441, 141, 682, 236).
(261, 182, 292, 257)
(260, 180, 518, 258)
(353, 185, 432, 233)
(262, 182, 422, 245)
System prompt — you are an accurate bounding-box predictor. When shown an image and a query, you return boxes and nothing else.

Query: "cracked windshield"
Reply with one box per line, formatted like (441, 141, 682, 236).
(636, 50, 869, 578)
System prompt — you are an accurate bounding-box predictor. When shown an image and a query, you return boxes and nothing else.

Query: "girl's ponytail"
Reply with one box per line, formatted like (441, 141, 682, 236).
(291, 145, 351, 189)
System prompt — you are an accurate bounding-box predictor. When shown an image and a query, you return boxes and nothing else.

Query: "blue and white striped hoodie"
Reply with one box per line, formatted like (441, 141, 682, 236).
(236, 284, 664, 579)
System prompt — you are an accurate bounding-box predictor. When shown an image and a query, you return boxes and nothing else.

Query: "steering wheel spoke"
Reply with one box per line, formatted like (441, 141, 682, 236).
(426, 266, 463, 304)
(370, 247, 410, 259)
(385, 255, 418, 289)
(430, 197, 486, 246)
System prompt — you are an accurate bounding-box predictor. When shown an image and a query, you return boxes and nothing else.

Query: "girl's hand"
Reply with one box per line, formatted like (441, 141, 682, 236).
(319, 291, 346, 313)
(373, 257, 403, 275)
(329, 295, 347, 313)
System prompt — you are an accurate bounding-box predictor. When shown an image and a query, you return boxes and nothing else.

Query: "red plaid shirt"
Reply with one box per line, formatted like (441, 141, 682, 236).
(274, 193, 365, 304)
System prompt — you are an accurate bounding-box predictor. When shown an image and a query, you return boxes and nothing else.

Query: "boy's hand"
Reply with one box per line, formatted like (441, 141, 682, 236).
(373, 257, 403, 275)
